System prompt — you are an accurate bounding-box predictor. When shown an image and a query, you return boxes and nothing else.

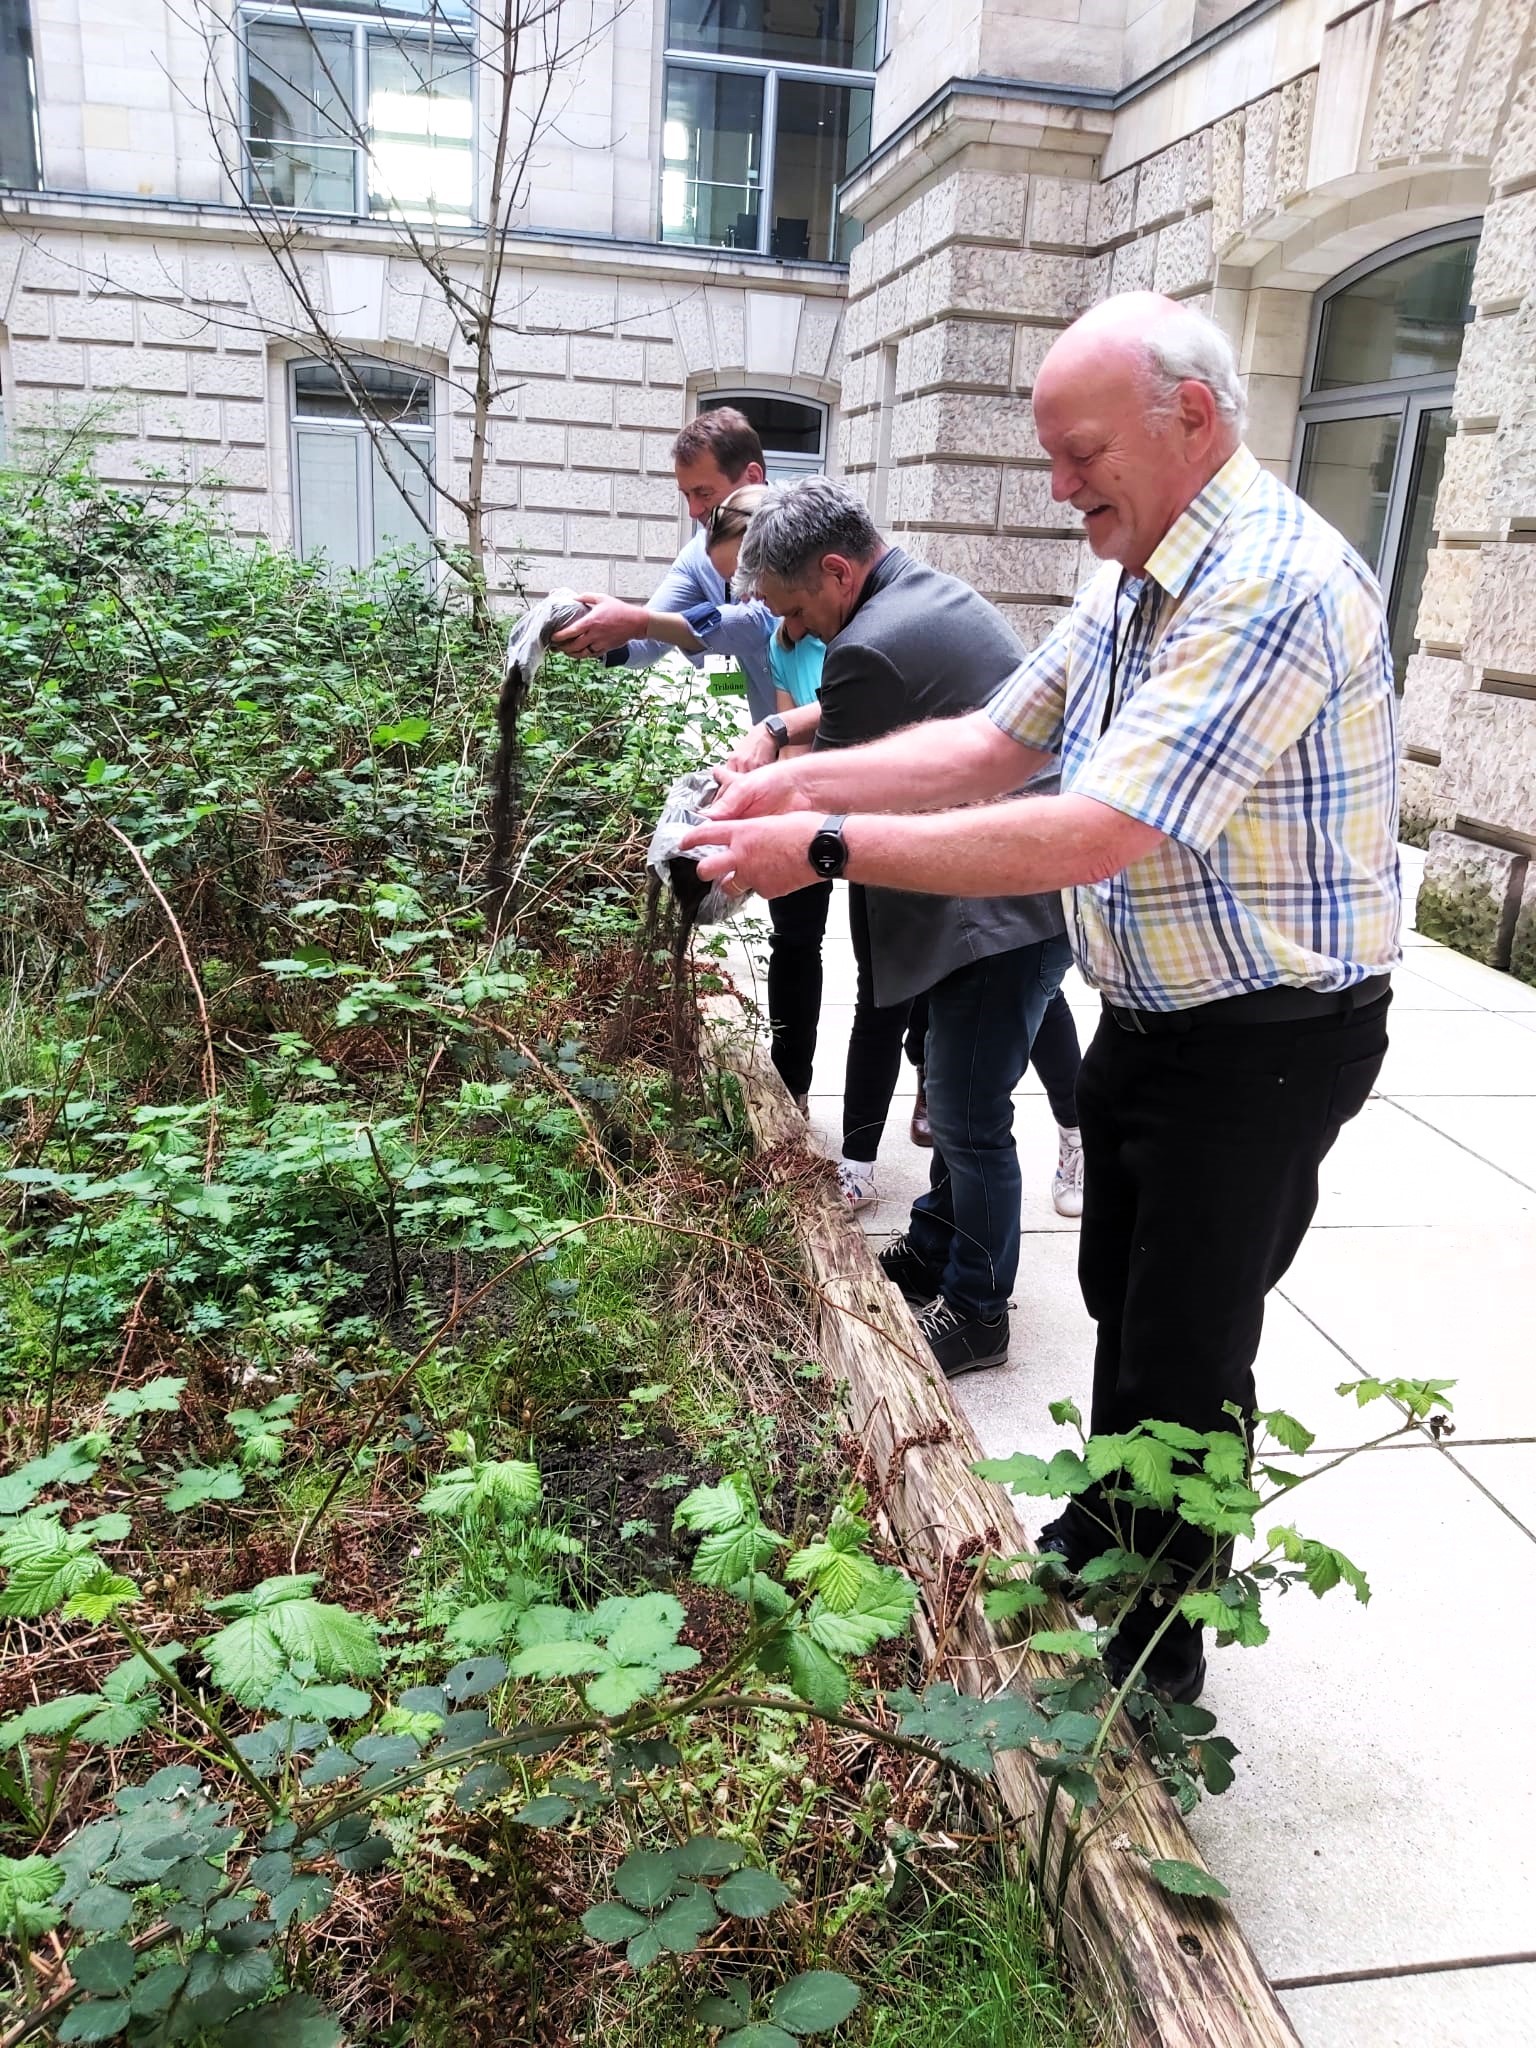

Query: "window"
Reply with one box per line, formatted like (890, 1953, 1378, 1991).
(1293, 227, 1479, 686)
(699, 391, 827, 482)
(291, 358, 434, 572)
(0, 0, 39, 190)
(242, 4, 473, 221)
(662, 0, 874, 263)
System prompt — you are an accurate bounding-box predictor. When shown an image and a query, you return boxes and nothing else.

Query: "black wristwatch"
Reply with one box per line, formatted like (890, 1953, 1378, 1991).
(763, 712, 790, 754)
(807, 815, 849, 880)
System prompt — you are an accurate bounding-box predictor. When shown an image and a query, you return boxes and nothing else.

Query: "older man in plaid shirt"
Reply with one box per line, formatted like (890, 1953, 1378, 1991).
(688, 292, 1400, 1704)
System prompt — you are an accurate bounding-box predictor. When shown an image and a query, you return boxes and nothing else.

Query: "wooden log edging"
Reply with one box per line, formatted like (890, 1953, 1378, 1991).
(704, 1001, 1301, 2048)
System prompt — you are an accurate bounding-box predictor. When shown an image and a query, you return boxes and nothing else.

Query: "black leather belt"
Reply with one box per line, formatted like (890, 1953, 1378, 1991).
(1103, 975, 1391, 1036)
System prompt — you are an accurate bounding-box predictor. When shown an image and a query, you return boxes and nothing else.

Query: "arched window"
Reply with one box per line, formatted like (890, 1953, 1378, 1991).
(1292, 224, 1479, 683)
(698, 390, 827, 482)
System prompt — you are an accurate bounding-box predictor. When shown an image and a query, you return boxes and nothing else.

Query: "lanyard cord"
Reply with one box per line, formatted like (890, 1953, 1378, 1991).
(1099, 573, 1152, 740)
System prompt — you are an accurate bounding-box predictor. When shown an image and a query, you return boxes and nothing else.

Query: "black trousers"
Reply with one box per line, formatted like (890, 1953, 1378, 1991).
(766, 880, 833, 1099)
(1063, 992, 1391, 1662)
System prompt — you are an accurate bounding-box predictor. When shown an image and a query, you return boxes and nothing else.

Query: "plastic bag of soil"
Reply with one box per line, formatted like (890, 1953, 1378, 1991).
(646, 768, 750, 925)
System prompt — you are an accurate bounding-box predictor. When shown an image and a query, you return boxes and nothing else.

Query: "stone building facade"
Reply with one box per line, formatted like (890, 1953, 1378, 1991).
(3, 0, 1536, 973)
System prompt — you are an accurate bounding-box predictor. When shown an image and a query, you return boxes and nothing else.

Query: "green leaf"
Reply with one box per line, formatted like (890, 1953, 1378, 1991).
(444, 1596, 533, 1654)
(0, 1854, 64, 1937)
(1119, 1435, 1177, 1506)
(982, 1581, 1050, 1620)
(372, 716, 431, 747)
(782, 1632, 847, 1714)
(203, 1611, 288, 1708)
(220, 1991, 345, 2047)
(454, 1762, 511, 1811)
(1048, 1397, 1082, 1429)
(673, 1476, 753, 1532)
(64, 1572, 139, 1624)
(71, 1938, 136, 1994)
(73, 1699, 157, 1746)
(163, 1465, 245, 1513)
(582, 1900, 648, 1943)
(1255, 1408, 1315, 1455)
(771, 1970, 862, 2034)
(626, 1923, 665, 1971)
(1028, 1629, 1102, 1659)
(586, 1664, 669, 1717)
(653, 1886, 718, 1953)
(271, 1875, 333, 1930)
(1201, 1434, 1249, 1484)
(1147, 1856, 1229, 1900)
(672, 1836, 746, 1879)
(0, 1517, 101, 1617)
(0, 1694, 100, 1746)
(512, 1796, 573, 1828)
(265, 1595, 381, 1682)
(695, 1979, 751, 2026)
(716, 1867, 792, 1919)
(103, 1377, 186, 1419)
(612, 1850, 680, 1911)
(783, 1542, 878, 1611)
(692, 1521, 783, 1588)
(603, 1591, 686, 1665)
(68, 1886, 133, 1933)
(972, 1452, 1052, 1494)
(1142, 1420, 1209, 1451)
(724, 2029, 797, 2048)
(58, 1999, 133, 2043)
(442, 1656, 509, 1702)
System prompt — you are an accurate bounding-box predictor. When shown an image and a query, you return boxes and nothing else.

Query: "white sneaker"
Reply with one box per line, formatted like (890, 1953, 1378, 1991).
(837, 1159, 878, 1214)
(1052, 1125, 1084, 1218)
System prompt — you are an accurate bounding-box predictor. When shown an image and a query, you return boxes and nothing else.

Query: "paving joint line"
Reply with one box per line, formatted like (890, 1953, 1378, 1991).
(1375, 1093, 1536, 1196)
(1272, 1948, 1536, 1992)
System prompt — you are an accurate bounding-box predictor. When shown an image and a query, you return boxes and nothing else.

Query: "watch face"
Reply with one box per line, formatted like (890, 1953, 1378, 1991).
(808, 828, 844, 878)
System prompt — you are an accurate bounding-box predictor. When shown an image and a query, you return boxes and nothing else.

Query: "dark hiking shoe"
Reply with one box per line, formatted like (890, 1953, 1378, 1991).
(917, 1297, 1009, 1378)
(878, 1232, 944, 1308)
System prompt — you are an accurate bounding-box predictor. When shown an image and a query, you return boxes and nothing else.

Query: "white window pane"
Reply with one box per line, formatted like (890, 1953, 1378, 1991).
(247, 24, 358, 212)
(372, 433, 433, 563)
(367, 32, 474, 220)
(295, 427, 363, 571)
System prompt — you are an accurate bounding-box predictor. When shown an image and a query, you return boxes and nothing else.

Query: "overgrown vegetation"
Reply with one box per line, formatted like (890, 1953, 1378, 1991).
(0, 462, 1090, 2046)
(0, 460, 1455, 2048)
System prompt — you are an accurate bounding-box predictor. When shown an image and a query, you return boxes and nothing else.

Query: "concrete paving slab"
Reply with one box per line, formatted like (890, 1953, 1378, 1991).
(1278, 1222, 1536, 1439)
(1439, 1443, 1536, 1541)
(1186, 1445, 1536, 1981)
(1379, 964, 1481, 1010)
(1382, 1095, 1536, 1196)
(1391, 940, 1536, 1012)
(1279, 1964, 1536, 2047)
(1371, 1008, 1536, 1095)
(1312, 1097, 1536, 1227)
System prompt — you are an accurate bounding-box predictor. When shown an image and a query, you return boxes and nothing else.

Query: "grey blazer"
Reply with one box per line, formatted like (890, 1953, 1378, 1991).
(814, 548, 1065, 1008)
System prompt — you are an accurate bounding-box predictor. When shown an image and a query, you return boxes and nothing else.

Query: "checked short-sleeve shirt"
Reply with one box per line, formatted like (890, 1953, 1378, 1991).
(986, 446, 1402, 1011)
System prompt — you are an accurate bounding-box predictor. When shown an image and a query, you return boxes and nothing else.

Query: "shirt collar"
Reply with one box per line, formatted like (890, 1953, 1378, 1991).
(1144, 444, 1262, 600)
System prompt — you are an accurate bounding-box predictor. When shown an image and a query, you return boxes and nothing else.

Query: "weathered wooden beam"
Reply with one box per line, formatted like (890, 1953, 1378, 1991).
(705, 1002, 1301, 2048)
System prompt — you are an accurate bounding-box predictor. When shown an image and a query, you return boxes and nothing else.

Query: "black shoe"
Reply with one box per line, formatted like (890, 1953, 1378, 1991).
(916, 1297, 1009, 1378)
(878, 1232, 944, 1308)
(1106, 1637, 1207, 1707)
(909, 1069, 933, 1149)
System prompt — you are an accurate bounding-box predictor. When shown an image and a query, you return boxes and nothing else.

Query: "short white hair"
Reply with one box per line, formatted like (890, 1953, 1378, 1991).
(1142, 308, 1247, 435)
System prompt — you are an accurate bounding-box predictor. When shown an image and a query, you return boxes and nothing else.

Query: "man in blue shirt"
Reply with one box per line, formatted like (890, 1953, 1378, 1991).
(552, 407, 779, 722)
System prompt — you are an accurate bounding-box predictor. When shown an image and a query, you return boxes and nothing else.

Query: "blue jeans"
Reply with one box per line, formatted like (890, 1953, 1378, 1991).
(906, 936, 1073, 1321)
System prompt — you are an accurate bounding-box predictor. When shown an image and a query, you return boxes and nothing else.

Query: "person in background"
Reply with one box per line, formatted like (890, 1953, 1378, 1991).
(552, 416, 825, 1112)
(896, 987, 1086, 1220)
(698, 476, 1072, 1379)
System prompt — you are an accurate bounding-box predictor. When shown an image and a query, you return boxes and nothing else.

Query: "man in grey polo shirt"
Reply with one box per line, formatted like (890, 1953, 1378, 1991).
(729, 478, 1070, 1377)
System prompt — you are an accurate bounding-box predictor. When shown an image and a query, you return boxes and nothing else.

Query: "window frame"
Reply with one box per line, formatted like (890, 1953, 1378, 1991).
(288, 355, 438, 572)
(0, 0, 41, 192)
(239, 3, 478, 225)
(1290, 220, 1481, 682)
(700, 388, 829, 476)
(660, 15, 875, 264)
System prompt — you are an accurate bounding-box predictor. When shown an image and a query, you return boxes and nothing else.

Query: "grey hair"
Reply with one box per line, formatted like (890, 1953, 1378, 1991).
(737, 476, 882, 589)
(1142, 308, 1248, 434)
